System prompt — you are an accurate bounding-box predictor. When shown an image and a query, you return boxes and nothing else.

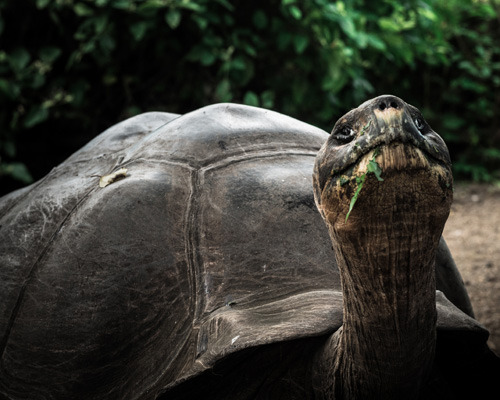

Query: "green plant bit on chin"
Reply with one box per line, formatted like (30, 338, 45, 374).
(345, 149, 383, 222)
(367, 157, 384, 182)
(360, 120, 372, 136)
(339, 176, 350, 186)
(345, 174, 366, 222)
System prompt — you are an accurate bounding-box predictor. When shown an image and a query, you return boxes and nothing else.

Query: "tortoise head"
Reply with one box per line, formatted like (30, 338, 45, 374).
(313, 94, 453, 234)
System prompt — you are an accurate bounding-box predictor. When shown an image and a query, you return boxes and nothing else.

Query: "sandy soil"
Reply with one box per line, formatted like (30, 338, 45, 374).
(443, 183, 500, 355)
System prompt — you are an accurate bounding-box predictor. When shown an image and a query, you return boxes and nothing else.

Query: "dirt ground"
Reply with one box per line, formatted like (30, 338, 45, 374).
(443, 183, 500, 356)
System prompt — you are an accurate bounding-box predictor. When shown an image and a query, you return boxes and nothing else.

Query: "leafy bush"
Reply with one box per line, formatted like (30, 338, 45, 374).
(0, 0, 499, 195)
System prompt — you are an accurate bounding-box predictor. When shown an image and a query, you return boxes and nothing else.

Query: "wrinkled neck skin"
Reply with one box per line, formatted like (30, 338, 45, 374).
(314, 176, 450, 399)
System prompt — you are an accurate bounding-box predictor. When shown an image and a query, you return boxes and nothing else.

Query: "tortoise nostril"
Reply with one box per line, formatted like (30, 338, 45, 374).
(377, 97, 401, 111)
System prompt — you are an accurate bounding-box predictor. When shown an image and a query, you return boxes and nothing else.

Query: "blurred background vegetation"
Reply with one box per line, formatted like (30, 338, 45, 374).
(0, 0, 499, 195)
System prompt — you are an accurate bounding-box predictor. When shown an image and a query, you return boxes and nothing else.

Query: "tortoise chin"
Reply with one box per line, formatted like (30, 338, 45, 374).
(324, 142, 453, 229)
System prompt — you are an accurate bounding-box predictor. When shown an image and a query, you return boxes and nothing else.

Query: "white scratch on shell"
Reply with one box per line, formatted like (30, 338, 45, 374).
(231, 335, 240, 345)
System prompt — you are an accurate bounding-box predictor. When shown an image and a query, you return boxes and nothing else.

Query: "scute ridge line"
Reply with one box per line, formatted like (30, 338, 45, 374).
(0, 186, 98, 359)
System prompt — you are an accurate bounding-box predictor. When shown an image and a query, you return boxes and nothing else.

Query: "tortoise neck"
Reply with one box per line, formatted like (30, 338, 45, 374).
(315, 210, 442, 399)
(334, 243, 437, 399)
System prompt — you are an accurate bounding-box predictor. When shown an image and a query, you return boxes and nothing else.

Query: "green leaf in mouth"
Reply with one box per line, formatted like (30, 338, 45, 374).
(345, 174, 366, 222)
(345, 148, 383, 222)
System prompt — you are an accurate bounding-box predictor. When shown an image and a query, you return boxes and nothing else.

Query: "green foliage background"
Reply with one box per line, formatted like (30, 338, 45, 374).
(1, 0, 499, 194)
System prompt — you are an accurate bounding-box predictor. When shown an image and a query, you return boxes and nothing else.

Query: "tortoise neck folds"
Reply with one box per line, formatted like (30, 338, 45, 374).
(313, 144, 453, 399)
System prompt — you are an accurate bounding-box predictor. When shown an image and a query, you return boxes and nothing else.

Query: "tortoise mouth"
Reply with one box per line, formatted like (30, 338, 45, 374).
(331, 141, 450, 185)
(319, 141, 453, 226)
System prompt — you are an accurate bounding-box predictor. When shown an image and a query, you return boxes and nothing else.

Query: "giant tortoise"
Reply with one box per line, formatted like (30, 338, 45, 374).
(0, 95, 498, 399)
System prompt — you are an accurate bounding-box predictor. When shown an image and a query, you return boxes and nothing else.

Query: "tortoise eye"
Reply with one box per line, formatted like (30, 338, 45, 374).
(414, 118, 425, 131)
(333, 126, 355, 143)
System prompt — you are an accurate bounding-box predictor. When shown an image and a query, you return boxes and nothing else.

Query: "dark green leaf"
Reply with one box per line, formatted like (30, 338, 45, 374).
(366, 35, 386, 51)
(82, 40, 96, 54)
(215, 79, 232, 102)
(242, 42, 257, 57)
(243, 91, 259, 107)
(98, 34, 116, 53)
(289, 5, 302, 20)
(30, 73, 45, 89)
(215, 0, 234, 11)
(228, 56, 246, 71)
(137, 0, 165, 10)
(192, 15, 209, 30)
(293, 35, 309, 54)
(102, 74, 117, 85)
(9, 48, 31, 71)
(253, 10, 268, 30)
(39, 46, 62, 63)
(74, 3, 94, 16)
(23, 106, 49, 128)
(339, 18, 356, 39)
(36, 0, 51, 9)
(178, 1, 204, 12)
(130, 22, 149, 41)
(1, 162, 33, 184)
(442, 115, 466, 131)
(200, 51, 216, 66)
(261, 90, 275, 108)
(94, 14, 108, 34)
(112, 0, 133, 10)
(166, 10, 182, 29)
(277, 31, 292, 50)
(379, 18, 400, 32)
(187, 45, 217, 66)
(4, 141, 16, 158)
(0, 79, 21, 99)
